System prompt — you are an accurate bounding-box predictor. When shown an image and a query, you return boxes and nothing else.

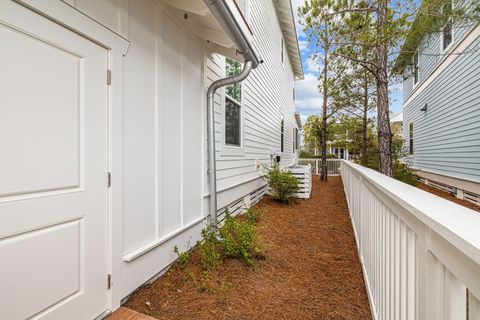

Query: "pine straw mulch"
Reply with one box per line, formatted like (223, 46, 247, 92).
(416, 183, 480, 212)
(124, 176, 372, 320)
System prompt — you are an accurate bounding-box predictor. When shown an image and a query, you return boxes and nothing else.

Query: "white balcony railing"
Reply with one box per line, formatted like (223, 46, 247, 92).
(341, 160, 480, 320)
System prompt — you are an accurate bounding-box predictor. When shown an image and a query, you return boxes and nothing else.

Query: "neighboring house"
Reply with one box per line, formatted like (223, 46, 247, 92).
(329, 145, 349, 160)
(0, 1, 303, 319)
(390, 111, 403, 139)
(395, 0, 480, 203)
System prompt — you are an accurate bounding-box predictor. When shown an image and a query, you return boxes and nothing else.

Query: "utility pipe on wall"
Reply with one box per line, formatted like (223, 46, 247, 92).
(207, 61, 253, 225)
(203, 0, 260, 225)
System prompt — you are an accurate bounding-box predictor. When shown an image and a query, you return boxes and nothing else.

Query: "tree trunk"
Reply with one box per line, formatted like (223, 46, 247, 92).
(321, 42, 329, 181)
(361, 74, 369, 166)
(375, 0, 393, 177)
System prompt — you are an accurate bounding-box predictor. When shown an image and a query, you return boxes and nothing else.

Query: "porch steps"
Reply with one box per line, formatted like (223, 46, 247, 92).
(107, 307, 157, 320)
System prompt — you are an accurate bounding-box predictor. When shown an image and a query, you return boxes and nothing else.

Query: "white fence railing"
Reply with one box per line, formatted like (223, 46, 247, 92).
(341, 160, 480, 320)
(298, 158, 342, 176)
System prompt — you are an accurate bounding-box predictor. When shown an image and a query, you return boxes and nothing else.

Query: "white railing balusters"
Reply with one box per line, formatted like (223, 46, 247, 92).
(298, 158, 342, 176)
(341, 160, 480, 320)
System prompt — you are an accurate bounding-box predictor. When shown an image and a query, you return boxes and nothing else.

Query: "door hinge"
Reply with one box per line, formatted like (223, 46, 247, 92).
(107, 172, 111, 188)
(107, 70, 112, 85)
(107, 274, 112, 290)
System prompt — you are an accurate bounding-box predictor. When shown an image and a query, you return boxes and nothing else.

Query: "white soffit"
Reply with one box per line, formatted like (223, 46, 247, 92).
(164, 0, 252, 63)
(273, 0, 304, 79)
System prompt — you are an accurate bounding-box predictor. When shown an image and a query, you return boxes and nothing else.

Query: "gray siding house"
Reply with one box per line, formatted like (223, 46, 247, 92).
(396, 1, 480, 203)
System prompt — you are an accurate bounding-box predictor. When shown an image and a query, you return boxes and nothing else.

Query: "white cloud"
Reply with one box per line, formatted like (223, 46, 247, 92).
(295, 73, 322, 114)
(305, 55, 320, 73)
(298, 39, 309, 51)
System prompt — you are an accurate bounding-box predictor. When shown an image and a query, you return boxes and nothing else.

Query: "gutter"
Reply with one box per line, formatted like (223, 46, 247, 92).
(203, 0, 261, 226)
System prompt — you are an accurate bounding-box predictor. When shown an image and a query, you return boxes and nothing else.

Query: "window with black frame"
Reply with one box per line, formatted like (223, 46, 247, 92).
(409, 123, 414, 155)
(413, 51, 419, 85)
(225, 58, 242, 147)
(442, 1, 453, 50)
(280, 119, 284, 152)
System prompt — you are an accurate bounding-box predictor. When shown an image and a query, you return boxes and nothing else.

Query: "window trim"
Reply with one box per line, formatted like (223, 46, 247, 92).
(280, 119, 284, 153)
(221, 94, 245, 156)
(292, 128, 296, 153)
(412, 50, 419, 87)
(409, 122, 414, 155)
(295, 128, 300, 151)
(441, 18, 454, 53)
(220, 58, 245, 157)
(224, 96, 242, 147)
(441, 1, 454, 53)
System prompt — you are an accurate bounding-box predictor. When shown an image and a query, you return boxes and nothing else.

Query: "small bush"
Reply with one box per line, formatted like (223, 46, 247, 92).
(219, 211, 257, 266)
(186, 269, 214, 293)
(197, 209, 264, 270)
(245, 207, 263, 224)
(263, 164, 299, 204)
(299, 150, 337, 159)
(393, 160, 419, 186)
(173, 245, 190, 267)
(199, 223, 223, 270)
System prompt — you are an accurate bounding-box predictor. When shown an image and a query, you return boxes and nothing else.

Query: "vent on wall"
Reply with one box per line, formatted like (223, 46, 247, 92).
(216, 185, 268, 225)
(425, 180, 456, 194)
(464, 191, 480, 206)
(250, 185, 267, 206)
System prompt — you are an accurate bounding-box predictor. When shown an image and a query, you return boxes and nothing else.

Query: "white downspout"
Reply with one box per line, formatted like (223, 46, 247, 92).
(203, 0, 261, 226)
(207, 61, 253, 225)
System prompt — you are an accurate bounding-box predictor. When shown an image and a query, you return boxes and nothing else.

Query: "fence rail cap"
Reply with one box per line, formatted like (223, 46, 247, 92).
(342, 160, 480, 266)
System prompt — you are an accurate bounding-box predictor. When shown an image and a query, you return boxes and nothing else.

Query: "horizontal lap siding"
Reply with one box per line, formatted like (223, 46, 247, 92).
(207, 0, 298, 193)
(403, 36, 480, 182)
(403, 15, 476, 103)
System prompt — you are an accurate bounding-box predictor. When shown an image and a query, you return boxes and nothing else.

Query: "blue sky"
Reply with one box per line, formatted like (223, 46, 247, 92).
(291, 0, 404, 124)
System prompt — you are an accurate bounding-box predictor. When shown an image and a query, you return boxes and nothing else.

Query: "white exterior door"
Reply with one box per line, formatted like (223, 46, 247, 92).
(0, 2, 109, 319)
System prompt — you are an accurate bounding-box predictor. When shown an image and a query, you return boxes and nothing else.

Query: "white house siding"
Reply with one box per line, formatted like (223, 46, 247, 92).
(402, 34, 480, 182)
(61, 0, 299, 306)
(207, 0, 298, 210)
(68, 0, 207, 300)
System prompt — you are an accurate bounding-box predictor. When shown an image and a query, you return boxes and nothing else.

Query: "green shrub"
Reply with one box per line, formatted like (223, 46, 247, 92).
(219, 211, 257, 267)
(245, 207, 263, 224)
(173, 245, 190, 268)
(299, 150, 337, 159)
(393, 160, 419, 186)
(198, 209, 264, 270)
(263, 164, 299, 204)
(199, 223, 223, 270)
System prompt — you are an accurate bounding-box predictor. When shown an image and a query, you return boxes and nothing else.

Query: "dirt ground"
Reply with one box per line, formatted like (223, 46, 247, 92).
(124, 176, 372, 320)
(416, 183, 480, 212)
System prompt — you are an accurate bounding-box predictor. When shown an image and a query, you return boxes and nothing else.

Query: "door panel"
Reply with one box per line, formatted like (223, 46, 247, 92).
(0, 2, 108, 319)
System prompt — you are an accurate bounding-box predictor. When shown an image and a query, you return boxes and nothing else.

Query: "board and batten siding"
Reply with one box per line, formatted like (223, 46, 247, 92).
(67, 0, 207, 299)
(403, 33, 480, 182)
(62, 0, 300, 303)
(206, 0, 298, 209)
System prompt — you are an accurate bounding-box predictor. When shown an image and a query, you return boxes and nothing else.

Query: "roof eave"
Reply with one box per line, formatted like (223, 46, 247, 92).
(274, 0, 304, 80)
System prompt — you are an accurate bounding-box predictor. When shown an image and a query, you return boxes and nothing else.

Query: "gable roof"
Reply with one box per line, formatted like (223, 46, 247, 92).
(273, 0, 304, 79)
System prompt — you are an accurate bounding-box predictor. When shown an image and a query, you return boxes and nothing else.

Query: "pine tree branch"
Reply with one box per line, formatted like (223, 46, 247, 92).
(332, 52, 379, 77)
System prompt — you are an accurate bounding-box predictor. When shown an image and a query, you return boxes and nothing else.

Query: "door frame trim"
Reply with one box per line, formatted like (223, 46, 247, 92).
(14, 0, 130, 313)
